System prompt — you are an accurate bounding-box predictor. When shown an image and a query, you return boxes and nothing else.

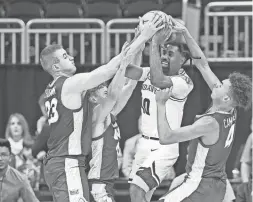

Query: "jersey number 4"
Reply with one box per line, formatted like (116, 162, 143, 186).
(45, 98, 59, 125)
(142, 98, 150, 115)
(225, 124, 235, 148)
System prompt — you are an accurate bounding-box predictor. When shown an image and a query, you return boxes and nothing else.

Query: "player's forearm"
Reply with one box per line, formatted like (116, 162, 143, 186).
(157, 103, 174, 145)
(182, 30, 209, 69)
(241, 163, 250, 182)
(150, 41, 172, 89)
(84, 62, 119, 89)
(107, 62, 128, 99)
(112, 80, 138, 115)
(132, 49, 143, 67)
(182, 30, 221, 90)
(126, 35, 147, 61)
(150, 41, 165, 84)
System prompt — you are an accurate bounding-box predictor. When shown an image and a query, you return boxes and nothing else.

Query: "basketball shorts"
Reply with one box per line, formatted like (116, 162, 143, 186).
(89, 179, 115, 202)
(129, 137, 178, 193)
(44, 156, 89, 202)
(160, 176, 226, 202)
(169, 174, 235, 202)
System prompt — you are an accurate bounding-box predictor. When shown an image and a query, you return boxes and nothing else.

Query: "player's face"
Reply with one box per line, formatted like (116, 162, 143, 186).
(93, 83, 108, 104)
(53, 49, 76, 75)
(9, 116, 23, 141)
(160, 45, 183, 75)
(211, 79, 232, 103)
(0, 147, 10, 170)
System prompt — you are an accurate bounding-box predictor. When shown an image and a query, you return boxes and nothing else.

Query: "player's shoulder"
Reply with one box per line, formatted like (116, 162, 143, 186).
(177, 69, 193, 86)
(47, 76, 67, 89)
(195, 115, 219, 129)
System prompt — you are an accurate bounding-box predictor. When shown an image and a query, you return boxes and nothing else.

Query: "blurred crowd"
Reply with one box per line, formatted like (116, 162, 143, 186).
(0, 91, 251, 201)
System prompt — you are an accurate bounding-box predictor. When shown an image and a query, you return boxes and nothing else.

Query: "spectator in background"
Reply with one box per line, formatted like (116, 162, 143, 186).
(32, 93, 50, 190)
(236, 125, 252, 202)
(5, 113, 34, 170)
(32, 93, 49, 159)
(0, 138, 39, 202)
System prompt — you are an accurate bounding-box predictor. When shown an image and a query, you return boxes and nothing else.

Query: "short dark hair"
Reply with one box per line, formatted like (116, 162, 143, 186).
(165, 42, 191, 65)
(0, 139, 11, 153)
(229, 72, 252, 110)
(177, 43, 191, 65)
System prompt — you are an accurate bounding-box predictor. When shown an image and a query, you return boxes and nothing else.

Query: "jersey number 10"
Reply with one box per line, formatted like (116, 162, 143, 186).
(45, 98, 59, 125)
(142, 98, 150, 115)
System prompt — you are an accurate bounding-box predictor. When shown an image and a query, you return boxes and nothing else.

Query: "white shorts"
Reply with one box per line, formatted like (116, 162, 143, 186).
(129, 137, 178, 193)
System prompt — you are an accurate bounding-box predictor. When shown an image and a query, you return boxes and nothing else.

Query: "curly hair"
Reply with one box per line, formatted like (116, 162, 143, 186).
(5, 113, 34, 147)
(229, 72, 252, 110)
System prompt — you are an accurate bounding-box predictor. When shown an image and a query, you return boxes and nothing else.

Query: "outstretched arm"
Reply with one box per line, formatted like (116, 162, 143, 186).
(125, 16, 165, 81)
(63, 54, 122, 94)
(64, 15, 163, 94)
(171, 19, 221, 90)
(93, 44, 133, 123)
(155, 89, 219, 144)
(112, 41, 143, 116)
(111, 79, 138, 116)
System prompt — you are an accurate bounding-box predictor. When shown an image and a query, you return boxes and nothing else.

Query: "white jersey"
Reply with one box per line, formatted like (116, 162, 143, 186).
(140, 68, 194, 139)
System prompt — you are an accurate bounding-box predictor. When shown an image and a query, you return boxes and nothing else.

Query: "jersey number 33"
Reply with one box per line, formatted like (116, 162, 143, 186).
(45, 98, 59, 125)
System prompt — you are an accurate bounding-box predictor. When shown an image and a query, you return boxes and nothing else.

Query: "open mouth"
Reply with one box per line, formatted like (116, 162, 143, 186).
(161, 61, 169, 66)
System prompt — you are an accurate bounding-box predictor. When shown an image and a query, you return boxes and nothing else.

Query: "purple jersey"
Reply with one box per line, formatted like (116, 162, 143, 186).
(88, 114, 120, 181)
(186, 109, 237, 181)
(44, 76, 92, 158)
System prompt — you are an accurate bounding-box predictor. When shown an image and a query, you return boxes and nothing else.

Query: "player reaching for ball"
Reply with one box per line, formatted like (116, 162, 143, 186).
(124, 16, 194, 202)
(41, 14, 164, 202)
(155, 18, 252, 202)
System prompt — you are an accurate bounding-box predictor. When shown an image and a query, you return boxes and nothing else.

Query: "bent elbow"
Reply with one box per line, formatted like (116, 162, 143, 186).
(159, 137, 168, 145)
(151, 80, 172, 89)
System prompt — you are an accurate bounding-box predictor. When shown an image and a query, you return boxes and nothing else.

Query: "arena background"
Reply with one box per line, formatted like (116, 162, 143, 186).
(0, 0, 252, 201)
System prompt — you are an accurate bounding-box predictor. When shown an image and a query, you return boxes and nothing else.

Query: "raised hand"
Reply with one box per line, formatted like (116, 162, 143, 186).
(139, 14, 165, 41)
(171, 18, 187, 34)
(164, 18, 187, 45)
(152, 23, 173, 45)
(155, 88, 172, 104)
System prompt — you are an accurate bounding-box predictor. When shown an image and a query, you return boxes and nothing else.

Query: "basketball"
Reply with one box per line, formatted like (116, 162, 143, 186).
(138, 10, 172, 31)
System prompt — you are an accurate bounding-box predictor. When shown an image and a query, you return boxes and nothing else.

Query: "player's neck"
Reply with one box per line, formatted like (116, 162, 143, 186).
(209, 103, 233, 113)
(167, 68, 179, 76)
(53, 72, 72, 79)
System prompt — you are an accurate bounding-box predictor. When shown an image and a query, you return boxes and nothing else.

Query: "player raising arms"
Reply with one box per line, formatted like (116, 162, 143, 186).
(40, 14, 164, 202)
(126, 18, 194, 202)
(155, 19, 252, 202)
(87, 41, 141, 202)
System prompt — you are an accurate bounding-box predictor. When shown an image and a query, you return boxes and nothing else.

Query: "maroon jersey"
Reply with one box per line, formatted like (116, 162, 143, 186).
(44, 76, 92, 158)
(88, 114, 120, 181)
(186, 109, 237, 181)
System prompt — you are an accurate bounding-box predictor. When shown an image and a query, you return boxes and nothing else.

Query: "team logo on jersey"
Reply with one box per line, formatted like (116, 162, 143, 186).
(142, 84, 160, 94)
(181, 74, 193, 85)
(69, 189, 79, 195)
